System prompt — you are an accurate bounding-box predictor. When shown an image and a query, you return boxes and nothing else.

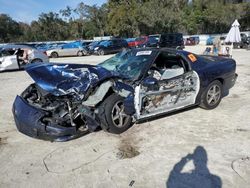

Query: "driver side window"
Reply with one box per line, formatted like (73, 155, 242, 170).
(149, 52, 186, 80)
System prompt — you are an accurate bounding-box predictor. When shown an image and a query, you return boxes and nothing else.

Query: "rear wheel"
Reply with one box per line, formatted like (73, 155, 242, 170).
(99, 94, 132, 134)
(199, 80, 222, 109)
(51, 52, 58, 58)
(98, 49, 105, 56)
(82, 49, 88, 56)
(77, 51, 83, 56)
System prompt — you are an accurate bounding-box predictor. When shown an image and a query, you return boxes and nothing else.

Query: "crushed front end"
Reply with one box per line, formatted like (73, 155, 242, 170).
(12, 61, 136, 141)
(12, 63, 115, 141)
(13, 84, 99, 141)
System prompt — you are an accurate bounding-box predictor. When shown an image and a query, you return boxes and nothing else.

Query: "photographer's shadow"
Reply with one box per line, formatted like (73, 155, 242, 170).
(166, 146, 222, 188)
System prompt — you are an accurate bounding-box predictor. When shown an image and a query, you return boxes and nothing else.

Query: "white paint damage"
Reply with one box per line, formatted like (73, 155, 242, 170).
(135, 71, 200, 119)
(82, 81, 113, 107)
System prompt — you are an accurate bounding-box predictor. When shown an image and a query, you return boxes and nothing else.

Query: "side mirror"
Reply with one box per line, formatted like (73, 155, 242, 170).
(142, 77, 159, 90)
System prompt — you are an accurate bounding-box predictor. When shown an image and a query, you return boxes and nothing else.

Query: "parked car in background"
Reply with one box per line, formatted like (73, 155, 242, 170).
(0, 45, 49, 71)
(14, 43, 37, 48)
(134, 36, 149, 47)
(142, 33, 184, 49)
(206, 37, 215, 45)
(220, 36, 226, 44)
(36, 42, 66, 51)
(143, 34, 160, 47)
(234, 33, 249, 48)
(244, 36, 250, 48)
(46, 41, 88, 58)
(126, 38, 136, 47)
(185, 38, 196, 45)
(185, 36, 200, 45)
(13, 48, 237, 141)
(87, 41, 102, 53)
(93, 39, 128, 55)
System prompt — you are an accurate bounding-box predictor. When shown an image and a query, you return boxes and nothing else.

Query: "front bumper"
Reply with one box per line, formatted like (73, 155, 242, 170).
(12, 96, 89, 141)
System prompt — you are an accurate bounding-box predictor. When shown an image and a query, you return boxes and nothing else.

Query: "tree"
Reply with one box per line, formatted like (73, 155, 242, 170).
(0, 14, 22, 42)
(31, 12, 69, 41)
(1, 1, 250, 42)
(107, 0, 142, 37)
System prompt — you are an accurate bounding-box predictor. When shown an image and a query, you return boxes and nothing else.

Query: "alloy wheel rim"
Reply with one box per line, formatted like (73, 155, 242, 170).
(207, 85, 221, 105)
(111, 101, 130, 128)
(99, 50, 104, 55)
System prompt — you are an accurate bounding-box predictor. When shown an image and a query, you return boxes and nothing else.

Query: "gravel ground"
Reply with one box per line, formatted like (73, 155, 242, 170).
(0, 46, 249, 188)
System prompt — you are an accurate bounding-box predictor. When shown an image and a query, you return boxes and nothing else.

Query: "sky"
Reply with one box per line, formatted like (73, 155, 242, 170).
(0, 0, 107, 23)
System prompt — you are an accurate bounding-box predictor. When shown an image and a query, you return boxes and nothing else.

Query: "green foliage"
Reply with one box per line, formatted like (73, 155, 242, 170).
(0, 14, 22, 42)
(0, 1, 249, 42)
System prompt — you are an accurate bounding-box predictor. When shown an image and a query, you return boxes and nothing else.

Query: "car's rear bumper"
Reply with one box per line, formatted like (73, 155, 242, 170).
(12, 96, 88, 142)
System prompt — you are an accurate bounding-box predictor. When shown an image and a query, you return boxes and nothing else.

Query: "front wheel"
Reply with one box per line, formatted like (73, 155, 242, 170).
(199, 80, 222, 110)
(51, 52, 58, 58)
(99, 94, 132, 134)
(98, 49, 105, 56)
(77, 51, 83, 56)
(82, 49, 88, 56)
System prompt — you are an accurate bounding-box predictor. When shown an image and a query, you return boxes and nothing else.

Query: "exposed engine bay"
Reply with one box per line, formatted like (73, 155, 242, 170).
(21, 84, 89, 132)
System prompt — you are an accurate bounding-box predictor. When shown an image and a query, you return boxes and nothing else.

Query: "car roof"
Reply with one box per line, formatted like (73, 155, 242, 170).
(135, 47, 178, 53)
(0, 44, 34, 50)
(135, 47, 194, 58)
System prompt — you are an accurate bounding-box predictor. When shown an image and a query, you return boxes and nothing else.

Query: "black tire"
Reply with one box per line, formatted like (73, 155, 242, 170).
(51, 52, 58, 58)
(98, 94, 132, 134)
(77, 51, 83, 56)
(199, 80, 222, 110)
(31, 58, 43, 63)
(98, 49, 105, 56)
(82, 49, 88, 56)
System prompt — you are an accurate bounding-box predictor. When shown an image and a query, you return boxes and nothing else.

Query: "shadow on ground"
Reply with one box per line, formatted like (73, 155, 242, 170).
(166, 146, 222, 188)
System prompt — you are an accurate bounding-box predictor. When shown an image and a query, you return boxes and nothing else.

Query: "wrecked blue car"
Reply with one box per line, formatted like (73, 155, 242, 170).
(12, 48, 237, 141)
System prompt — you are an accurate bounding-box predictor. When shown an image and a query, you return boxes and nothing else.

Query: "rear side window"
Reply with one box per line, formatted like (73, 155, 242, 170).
(63, 43, 79, 49)
(1, 49, 15, 56)
(148, 36, 159, 43)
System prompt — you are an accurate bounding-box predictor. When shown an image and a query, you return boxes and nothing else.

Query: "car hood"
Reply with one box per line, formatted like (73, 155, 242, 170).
(25, 63, 116, 97)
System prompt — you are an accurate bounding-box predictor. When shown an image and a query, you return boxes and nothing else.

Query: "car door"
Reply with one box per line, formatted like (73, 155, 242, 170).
(113, 40, 122, 52)
(60, 46, 73, 56)
(56, 47, 65, 56)
(67, 47, 79, 56)
(0, 54, 19, 71)
(108, 41, 116, 53)
(134, 55, 200, 119)
(59, 44, 77, 56)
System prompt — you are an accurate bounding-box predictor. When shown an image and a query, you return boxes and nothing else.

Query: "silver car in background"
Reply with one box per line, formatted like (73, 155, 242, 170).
(0, 45, 49, 71)
(46, 42, 87, 58)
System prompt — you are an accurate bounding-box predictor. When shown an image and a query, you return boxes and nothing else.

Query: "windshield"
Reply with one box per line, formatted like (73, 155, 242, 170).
(98, 50, 155, 80)
(89, 41, 99, 46)
(99, 40, 111, 47)
(136, 37, 146, 42)
(148, 36, 160, 43)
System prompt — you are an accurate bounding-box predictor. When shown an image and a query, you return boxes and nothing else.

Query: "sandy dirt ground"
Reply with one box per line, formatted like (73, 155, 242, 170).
(0, 46, 250, 188)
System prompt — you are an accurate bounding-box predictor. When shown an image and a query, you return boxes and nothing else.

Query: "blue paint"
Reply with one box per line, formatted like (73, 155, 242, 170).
(13, 48, 237, 141)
